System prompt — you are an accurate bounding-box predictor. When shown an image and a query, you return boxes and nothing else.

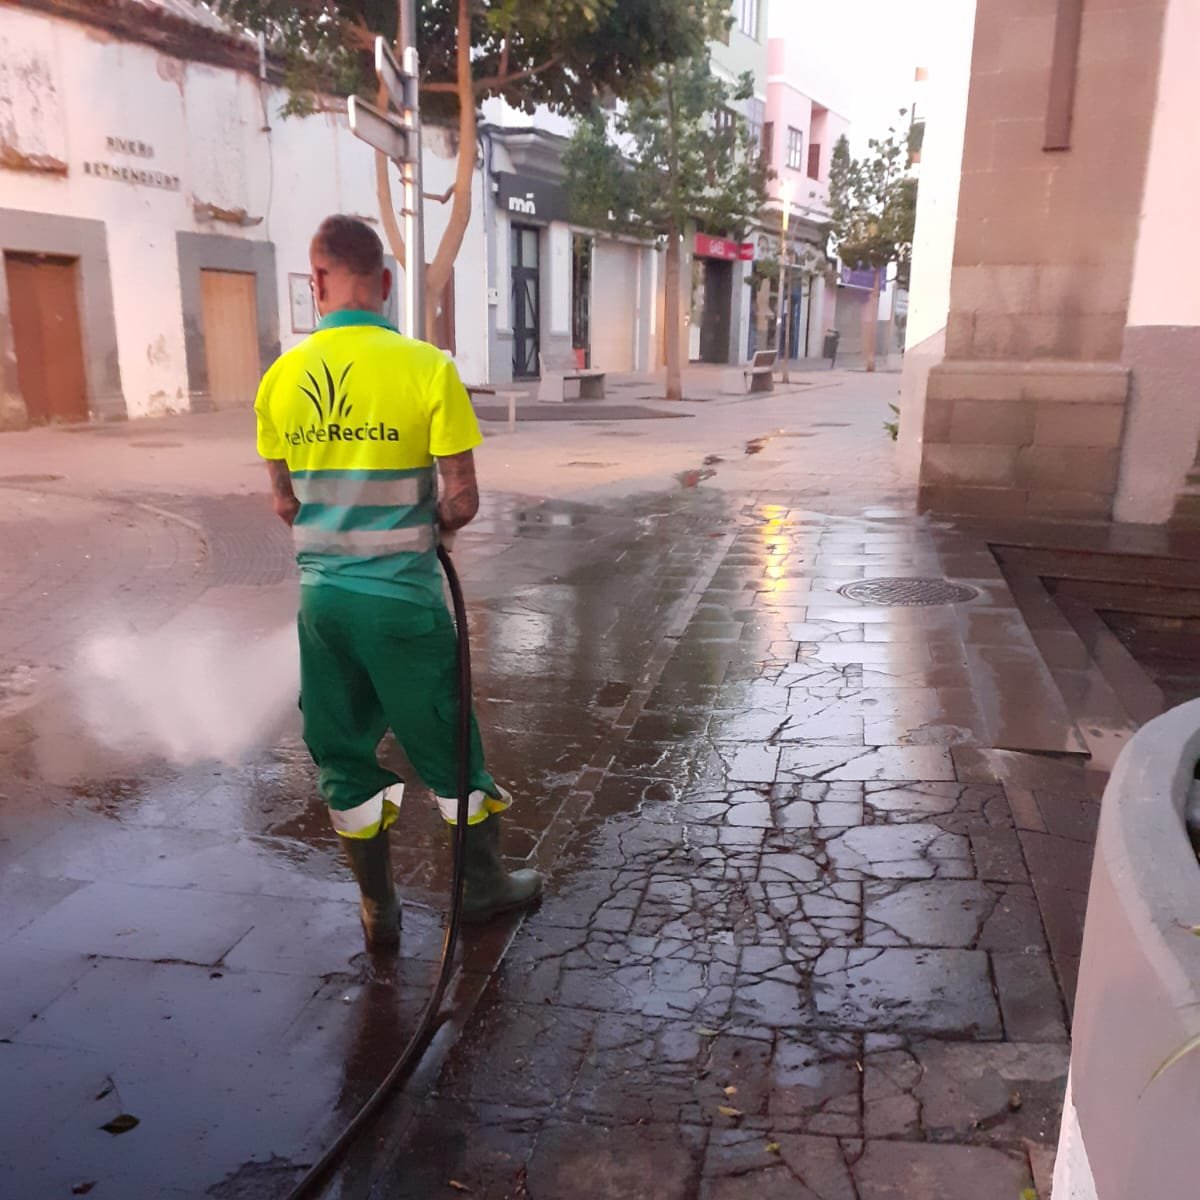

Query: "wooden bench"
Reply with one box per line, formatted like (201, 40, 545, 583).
(537, 350, 606, 403)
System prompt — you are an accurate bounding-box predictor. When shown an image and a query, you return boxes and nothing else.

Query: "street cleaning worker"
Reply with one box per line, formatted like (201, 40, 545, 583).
(254, 213, 542, 951)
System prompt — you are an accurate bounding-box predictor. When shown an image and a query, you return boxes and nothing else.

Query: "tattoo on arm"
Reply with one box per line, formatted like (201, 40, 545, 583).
(436, 450, 480, 532)
(265, 459, 300, 526)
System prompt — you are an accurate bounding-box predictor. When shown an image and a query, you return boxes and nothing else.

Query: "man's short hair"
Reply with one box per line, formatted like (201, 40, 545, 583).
(311, 215, 384, 277)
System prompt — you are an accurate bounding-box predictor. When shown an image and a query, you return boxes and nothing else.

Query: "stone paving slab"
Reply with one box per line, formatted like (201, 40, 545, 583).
(0, 384, 1122, 1197)
(353, 502, 1083, 1198)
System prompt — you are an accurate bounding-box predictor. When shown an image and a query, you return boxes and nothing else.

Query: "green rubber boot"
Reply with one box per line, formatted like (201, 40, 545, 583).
(341, 829, 401, 951)
(457, 814, 543, 924)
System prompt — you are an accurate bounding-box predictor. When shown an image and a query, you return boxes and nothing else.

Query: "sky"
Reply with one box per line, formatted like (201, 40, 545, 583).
(768, 0, 972, 153)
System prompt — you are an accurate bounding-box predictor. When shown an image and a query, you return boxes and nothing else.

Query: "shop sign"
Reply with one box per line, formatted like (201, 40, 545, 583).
(840, 265, 883, 290)
(694, 233, 755, 261)
(496, 172, 569, 224)
(82, 134, 180, 191)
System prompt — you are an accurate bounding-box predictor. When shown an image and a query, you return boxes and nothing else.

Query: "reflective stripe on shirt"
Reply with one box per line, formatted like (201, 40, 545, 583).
(294, 524, 435, 557)
(292, 473, 431, 508)
(291, 466, 436, 563)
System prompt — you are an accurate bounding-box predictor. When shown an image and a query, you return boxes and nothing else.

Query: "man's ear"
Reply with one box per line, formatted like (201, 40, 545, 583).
(381, 268, 393, 303)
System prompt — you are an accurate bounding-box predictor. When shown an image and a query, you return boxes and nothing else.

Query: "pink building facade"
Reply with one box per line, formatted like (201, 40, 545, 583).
(763, 37, 850, 360)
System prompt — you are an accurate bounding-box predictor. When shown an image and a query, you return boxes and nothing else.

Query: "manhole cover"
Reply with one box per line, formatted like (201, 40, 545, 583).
(838, 577, 979, 607)
(0, 473, 63, 483)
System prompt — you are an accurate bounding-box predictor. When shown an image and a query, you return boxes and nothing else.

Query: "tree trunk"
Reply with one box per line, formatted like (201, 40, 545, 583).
(754, 274, 770, 351)
(863, 273, 880, 373)
(664, 225, 683, 402)
(424, 0, 476, 338)
(374, 139, 406, 272)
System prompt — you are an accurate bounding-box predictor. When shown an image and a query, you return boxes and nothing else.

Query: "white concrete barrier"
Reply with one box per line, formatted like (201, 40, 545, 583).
(1054, 700, 1200, 1199)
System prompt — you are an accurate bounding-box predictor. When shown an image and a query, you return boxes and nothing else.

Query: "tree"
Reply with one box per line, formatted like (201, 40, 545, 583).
(213, 0, 727, 339)
(826, 117, 916, 372)
(564, 57, 768, 400)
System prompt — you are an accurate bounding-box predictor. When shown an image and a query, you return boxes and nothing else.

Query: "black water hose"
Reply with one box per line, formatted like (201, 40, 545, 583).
(285, 543, 472, 1200)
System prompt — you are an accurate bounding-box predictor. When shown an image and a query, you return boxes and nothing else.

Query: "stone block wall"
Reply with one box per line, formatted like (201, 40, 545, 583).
(911, 0, 1168, 521)
(919, 361, 1129, 519)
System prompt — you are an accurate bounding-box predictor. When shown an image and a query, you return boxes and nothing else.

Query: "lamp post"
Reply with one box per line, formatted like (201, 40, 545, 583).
(778, 180, 793, 384)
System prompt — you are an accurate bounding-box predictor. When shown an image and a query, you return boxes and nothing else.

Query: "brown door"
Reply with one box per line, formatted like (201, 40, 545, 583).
(4, 253, 89, 424)
(199, 269, 261, 408)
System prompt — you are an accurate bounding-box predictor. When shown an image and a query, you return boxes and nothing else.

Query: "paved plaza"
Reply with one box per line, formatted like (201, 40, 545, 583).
(0, 372, 1134, 1198)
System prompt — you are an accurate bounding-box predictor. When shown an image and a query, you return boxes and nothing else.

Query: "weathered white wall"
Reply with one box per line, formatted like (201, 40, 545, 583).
(0, 6, 490, 420)
(895, 0, 977, 479)
(1115, 0, 1200, 524)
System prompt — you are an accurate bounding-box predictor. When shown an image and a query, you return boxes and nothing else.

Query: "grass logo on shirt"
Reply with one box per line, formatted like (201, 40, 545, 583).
(286, 361, 402, 446)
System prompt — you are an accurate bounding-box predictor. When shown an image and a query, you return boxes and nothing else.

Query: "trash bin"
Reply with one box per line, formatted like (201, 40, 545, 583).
(822, 330, 841, 367)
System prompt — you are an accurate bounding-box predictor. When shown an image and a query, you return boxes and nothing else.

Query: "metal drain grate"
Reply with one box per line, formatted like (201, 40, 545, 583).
(838, 577, 979, 607)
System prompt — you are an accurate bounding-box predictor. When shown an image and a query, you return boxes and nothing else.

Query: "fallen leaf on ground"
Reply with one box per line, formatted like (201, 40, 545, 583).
(696, 1027, 721, 1037)
(766, 1143, 781, 1155)
(723, 1085, 738, 1097)
(100, 1114, 139, 1136)
(448, 1182, 472, 1194)
(717, 1105, 743, 1119)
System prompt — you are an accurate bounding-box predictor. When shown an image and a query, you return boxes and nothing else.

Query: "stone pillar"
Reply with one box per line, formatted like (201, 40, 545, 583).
(914, 0, 1169, 520)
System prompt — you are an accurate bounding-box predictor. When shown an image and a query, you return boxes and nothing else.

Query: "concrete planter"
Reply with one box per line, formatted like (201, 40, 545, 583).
(1055, 700, 1200, 1199)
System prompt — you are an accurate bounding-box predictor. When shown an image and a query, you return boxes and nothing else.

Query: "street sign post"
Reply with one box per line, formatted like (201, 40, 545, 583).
(347, 96, 410, 164)
(347, 30, 426, 341)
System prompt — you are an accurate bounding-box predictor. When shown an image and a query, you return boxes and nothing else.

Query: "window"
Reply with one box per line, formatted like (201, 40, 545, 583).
(737, 0, 759, 39)
(787, 127, 804, 171)
(807, 141, 821, 180)
(745, 97, 765, 153)
(762, 121, 774, 163)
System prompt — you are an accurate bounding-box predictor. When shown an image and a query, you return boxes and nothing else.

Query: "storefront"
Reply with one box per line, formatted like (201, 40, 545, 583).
(488, 131, 656, 382)
(689, 232, 754, 364)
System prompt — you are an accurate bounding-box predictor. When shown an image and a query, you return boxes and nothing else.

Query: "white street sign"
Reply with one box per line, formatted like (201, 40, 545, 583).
(375, 38, 408, 109)
(348, 96, 411, 163)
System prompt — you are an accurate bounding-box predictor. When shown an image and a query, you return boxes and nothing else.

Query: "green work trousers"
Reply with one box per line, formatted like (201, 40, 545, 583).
(297, 584, 498, 830)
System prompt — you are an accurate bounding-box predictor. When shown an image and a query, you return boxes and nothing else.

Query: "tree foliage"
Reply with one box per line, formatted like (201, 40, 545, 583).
(563, 55, 769, 399)
(826, 116, 916, 371)
(211, 0, 729, 341)
(213, 0, 728, 118)
(565, 57, 767, 241)
(826, 118, 916, 278)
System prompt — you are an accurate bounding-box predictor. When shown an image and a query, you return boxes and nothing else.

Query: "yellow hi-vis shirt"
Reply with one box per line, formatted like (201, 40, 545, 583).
(254, 309, 482, 604)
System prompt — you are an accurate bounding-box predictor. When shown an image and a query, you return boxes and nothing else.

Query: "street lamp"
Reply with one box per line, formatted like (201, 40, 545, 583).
(778, 179, 793, 384)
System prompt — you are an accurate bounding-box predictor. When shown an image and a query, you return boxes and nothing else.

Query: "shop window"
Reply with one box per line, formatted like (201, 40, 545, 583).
(571, 235, 592, 368)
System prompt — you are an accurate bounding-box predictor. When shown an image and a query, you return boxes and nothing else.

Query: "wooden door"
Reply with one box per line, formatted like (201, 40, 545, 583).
(200, 269, 260, 408)
(4, 254, 88, 424)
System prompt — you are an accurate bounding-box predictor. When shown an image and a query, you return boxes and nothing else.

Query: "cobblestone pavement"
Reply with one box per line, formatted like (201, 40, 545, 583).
(0, 375, 1118, 1199)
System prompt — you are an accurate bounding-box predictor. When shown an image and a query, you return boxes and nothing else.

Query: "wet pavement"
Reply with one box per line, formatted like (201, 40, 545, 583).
(0, 372, 1176, 1199)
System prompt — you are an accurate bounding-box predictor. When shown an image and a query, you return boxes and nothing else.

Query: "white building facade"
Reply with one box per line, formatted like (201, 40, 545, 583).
(0, 0, 490, 428)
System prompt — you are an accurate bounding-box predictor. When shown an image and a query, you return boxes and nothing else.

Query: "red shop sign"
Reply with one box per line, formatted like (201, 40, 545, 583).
(695, 233, 755, 261)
